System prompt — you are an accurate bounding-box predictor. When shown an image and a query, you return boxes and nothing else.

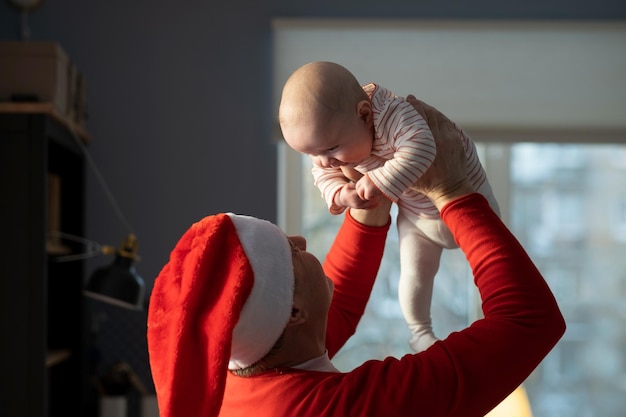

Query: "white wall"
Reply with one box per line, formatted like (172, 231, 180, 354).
(273, 20, 626, 232)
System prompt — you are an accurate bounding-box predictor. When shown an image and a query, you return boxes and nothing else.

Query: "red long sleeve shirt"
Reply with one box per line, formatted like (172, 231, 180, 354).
(221, 193, 565, 417)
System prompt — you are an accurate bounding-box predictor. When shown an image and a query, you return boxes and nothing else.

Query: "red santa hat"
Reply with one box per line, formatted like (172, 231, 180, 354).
(147, 213, 294, 417)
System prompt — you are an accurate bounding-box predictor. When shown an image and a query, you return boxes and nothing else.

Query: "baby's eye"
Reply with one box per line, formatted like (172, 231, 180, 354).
(327, 145, 339, 152)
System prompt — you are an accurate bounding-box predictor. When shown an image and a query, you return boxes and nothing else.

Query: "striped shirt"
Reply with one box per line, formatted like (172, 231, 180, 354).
(312, 83, 487, 218)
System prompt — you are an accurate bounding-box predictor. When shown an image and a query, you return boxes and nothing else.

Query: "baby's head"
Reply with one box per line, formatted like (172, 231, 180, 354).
(278, 61, 374, 168)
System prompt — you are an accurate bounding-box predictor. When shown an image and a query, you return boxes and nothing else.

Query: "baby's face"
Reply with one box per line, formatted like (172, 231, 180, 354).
(282, 111, 373, 169)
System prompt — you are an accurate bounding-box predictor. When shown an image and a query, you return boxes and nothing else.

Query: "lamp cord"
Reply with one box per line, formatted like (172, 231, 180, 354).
(68, 127, 135, 235)
(49, 231, 102, 262)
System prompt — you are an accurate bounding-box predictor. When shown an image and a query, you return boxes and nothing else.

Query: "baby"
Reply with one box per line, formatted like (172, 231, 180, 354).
(278, 61, 500, 352)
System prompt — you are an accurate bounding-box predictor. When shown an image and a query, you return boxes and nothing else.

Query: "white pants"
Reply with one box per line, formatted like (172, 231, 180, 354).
(396, 180, 500, 351)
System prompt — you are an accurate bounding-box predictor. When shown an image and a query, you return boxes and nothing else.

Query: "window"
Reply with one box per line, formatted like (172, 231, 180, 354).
(273, 20, 626, 416)
(283, 142, 626, 417)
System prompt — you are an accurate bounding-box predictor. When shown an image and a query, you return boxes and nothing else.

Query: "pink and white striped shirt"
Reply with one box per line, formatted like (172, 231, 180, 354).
(312, 83, 487, 218)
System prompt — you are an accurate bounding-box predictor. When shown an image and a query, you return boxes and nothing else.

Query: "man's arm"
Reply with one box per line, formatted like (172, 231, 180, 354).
(347, 197, 392, 227)
(324, 205, 391, 356)
(404, 94, 475, 210)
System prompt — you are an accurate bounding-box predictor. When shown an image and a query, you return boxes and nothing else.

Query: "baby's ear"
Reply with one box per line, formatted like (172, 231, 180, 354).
(356, 100, 373, 123)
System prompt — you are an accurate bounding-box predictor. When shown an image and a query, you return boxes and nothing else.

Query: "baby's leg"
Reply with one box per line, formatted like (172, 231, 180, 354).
(397, 211, 456, 352)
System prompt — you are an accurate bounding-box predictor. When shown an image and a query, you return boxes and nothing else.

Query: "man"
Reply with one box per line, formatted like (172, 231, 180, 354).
(147, 97, 565, 417)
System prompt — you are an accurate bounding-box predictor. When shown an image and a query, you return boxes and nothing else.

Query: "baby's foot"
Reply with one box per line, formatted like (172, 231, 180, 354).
(408, 325, 439, 352)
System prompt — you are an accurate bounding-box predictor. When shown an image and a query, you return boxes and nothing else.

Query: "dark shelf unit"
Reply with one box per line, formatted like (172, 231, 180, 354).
(0, 110, 90, 416)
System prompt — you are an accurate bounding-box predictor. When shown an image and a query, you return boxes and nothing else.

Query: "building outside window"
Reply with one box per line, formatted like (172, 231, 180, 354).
(288, 142, 626, 417)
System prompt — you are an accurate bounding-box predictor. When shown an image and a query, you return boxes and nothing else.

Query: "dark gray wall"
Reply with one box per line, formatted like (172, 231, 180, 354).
(2, 0, 624, 405)
(2, 1, 624, 296)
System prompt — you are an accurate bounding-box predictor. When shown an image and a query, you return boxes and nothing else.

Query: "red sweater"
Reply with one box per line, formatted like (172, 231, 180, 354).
(221, 193, 566, 417)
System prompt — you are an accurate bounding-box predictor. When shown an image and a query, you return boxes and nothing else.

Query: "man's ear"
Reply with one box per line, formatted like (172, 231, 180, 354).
(356, 100, 373, 125)
(287, 306, 307, 326)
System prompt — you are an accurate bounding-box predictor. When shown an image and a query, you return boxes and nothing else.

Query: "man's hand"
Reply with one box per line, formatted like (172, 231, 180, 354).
(337, 167, 384, 207)
(340, 165, 392, 227)
(335, 184, 380, 210)
(405, 95, 475, 210)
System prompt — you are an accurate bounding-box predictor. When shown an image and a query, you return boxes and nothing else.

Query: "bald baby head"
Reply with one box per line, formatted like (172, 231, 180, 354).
(278, 61, 368, 131)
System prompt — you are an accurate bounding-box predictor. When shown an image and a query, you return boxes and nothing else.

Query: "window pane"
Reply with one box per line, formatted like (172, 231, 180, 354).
(509, 143, 626, 417)
(298, 142, 626, 417)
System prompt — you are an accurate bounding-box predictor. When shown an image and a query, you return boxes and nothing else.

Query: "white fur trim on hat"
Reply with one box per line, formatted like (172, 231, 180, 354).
(226, 213, 295, 370)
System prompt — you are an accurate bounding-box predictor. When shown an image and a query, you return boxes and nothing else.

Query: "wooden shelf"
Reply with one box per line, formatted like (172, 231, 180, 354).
(1, 111, 90, 415)
(46, 349, 72, 367)
(0, 102, 91, 144)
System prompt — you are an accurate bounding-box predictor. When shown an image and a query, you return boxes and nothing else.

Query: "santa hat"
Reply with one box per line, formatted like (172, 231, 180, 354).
(147, 213, 294, 417)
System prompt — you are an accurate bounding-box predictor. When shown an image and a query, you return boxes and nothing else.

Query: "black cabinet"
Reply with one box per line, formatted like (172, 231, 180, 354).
(0, 106, 91, 416)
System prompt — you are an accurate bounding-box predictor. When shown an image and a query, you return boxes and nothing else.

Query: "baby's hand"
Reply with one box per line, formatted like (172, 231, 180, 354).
(335, 183, 380, 210)
(340, 166, 363, 183)
(355, 175, 383, 201)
